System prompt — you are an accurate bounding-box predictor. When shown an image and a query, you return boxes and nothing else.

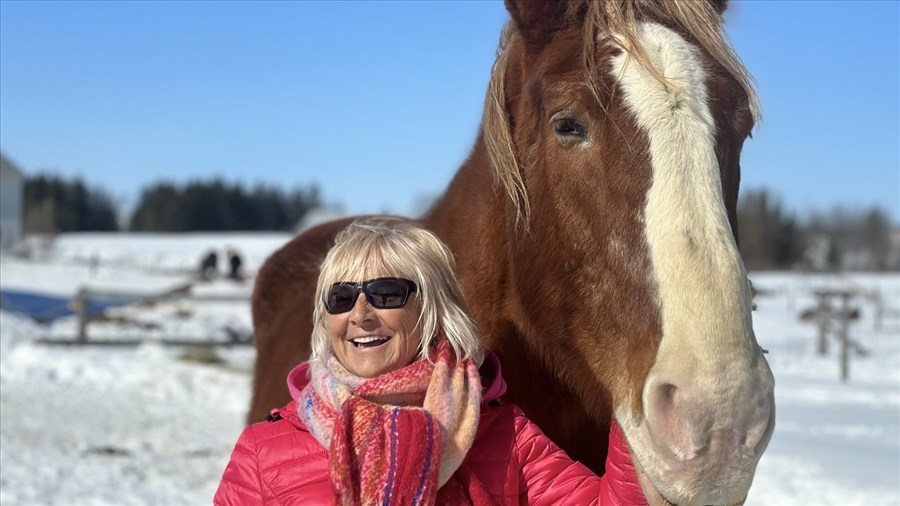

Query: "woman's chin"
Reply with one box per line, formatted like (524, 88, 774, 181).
(338, 338, 397, 377)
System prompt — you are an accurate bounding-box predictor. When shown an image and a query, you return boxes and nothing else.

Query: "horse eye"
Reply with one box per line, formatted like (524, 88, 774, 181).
(552, 118, 587, 142)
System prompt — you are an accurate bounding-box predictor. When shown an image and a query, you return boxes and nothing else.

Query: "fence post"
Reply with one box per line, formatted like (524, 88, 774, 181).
(75, 289, 90, 343)
(874, 291, 883, 332)
(815, 292, 830, 356)
(839, 293, 851, 382)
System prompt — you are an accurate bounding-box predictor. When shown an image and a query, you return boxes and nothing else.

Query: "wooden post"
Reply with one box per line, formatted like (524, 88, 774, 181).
(816, 292, 830, 356)
(75, 289, 90, 343)
(839, 293, 851, 382)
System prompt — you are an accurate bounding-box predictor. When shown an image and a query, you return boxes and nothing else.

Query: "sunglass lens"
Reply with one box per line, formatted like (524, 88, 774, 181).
(327, 284, 357, 314)
(366, 279, 408, 308)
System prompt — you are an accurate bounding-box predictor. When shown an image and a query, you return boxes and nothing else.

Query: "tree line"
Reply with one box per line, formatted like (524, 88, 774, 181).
(23, 175, 321, 233)
(129, 180, 320, 232)
(21, 174, 897, 271)
(737, 188, 897, 272)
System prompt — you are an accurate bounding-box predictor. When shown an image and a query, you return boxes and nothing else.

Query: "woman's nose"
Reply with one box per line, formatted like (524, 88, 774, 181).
(348, 292, 374, 325)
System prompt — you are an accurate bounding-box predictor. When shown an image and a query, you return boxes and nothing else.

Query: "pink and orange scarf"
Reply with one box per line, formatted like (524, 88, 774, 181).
(298, 340, 495, 505)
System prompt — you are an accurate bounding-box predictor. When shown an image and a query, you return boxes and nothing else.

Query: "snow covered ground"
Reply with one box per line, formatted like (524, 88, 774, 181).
(743, 272, 900, 505)
(1, 233, 898, 505)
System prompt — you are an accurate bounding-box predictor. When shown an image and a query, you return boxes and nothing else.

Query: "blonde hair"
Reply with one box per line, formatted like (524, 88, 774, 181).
(310, 219, 484, 366)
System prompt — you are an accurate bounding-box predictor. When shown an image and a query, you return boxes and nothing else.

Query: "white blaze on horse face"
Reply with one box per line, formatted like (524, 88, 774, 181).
(609, 23, 775, 506)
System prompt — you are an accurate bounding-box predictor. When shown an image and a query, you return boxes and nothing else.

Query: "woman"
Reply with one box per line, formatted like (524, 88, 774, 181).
(215, 220, 646, 505)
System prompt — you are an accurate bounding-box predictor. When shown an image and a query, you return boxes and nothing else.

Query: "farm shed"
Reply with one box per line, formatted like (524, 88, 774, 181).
(0, 152, 25, 251)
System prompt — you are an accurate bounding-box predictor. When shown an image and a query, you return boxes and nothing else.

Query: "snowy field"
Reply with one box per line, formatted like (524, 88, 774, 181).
(1, 232, 898, 505)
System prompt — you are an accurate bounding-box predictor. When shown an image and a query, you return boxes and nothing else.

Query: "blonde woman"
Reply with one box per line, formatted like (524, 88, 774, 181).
(216, 220, 646, 505)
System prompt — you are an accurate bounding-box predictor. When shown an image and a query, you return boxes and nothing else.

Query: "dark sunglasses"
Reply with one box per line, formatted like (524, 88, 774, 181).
(324, 277, 418, 314)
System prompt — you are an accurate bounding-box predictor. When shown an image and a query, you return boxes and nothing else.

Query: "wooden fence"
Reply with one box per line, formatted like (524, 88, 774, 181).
(37, 286, 253, 347)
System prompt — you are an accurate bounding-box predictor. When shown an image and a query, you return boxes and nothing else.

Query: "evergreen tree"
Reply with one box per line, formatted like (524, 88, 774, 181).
(129, 179, 320, 231)
(737, 188, 800, 270)
(23, 175, 119, 233)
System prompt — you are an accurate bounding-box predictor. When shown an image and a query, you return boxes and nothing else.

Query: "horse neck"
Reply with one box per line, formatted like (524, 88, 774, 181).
(421, 135, 508, 269)
(422, 141, 613, 466)
(420, 134, 514, 322)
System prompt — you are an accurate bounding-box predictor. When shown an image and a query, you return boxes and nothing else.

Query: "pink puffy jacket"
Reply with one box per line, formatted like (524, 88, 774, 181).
(215, 353, 647, 505)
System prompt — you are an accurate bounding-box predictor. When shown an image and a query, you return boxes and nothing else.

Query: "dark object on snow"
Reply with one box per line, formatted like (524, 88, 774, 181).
(799, 306, 861, 322)
(199, 251, 219, 280)
(83, 446, 131, 457)
(227, 250, 244, 281)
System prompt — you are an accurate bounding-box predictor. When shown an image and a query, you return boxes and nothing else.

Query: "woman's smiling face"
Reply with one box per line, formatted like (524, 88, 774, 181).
(327, 274, 422, 378)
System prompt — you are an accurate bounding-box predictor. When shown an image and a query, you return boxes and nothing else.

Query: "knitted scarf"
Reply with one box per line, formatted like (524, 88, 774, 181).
(298, 340, 495, 506)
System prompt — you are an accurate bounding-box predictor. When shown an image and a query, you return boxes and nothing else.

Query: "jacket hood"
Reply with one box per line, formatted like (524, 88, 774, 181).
(280, 349, 508, 429)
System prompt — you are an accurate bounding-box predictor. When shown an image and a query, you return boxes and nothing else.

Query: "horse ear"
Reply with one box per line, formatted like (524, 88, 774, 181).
(712, 0, 729, 15)
(504, 0, 571, 52)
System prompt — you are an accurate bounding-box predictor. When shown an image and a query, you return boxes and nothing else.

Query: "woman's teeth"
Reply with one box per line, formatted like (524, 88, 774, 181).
(351, 336, 391, 348)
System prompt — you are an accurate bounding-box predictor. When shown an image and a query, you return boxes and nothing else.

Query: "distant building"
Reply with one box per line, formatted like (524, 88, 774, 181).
(0, 152, 25, 251)
(889, 228, 900, 270)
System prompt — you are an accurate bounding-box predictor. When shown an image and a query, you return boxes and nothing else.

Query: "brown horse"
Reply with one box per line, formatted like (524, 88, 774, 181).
(249, 1, 775, 504)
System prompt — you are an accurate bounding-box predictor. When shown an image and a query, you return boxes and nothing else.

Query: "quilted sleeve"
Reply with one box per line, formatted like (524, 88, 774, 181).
(513, 407, 647, 506)
(214, 426, 265, 506)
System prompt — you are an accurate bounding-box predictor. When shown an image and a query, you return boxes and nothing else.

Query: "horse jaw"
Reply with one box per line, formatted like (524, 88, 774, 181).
(609, 22, 775, 506)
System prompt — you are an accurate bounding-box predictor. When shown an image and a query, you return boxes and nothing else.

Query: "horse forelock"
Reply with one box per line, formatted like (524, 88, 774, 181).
(483, 0, 758, 228)
(578, 0, 759, 121)
(483, 24, 530, 231)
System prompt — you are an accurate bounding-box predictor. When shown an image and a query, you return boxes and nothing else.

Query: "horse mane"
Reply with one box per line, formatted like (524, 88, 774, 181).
(483, 0, 759, 228)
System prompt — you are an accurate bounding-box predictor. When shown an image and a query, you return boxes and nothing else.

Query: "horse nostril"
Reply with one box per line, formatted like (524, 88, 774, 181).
(661, 382, 679, 404)
(650, 381, 681, 416)
(647, 381, 679, 424)
(644, 378, 702, 460)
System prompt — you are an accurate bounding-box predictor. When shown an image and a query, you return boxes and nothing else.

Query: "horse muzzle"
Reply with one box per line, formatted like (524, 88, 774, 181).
(620, 352, 776, 506)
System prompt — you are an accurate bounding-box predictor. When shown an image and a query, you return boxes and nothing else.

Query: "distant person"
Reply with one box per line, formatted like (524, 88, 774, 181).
(227, 249, 244, 281)
(214, 220, 645, 505)
(199, 251, 219, 281)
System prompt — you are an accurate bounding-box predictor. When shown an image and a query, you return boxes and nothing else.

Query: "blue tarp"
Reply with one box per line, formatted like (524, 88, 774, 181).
(0, 290, 136, 324)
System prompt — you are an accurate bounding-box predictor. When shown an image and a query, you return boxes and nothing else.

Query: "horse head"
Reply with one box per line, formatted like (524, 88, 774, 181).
(487, 1, 775, 504)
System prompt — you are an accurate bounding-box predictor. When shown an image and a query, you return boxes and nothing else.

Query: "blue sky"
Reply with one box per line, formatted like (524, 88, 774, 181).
(1, 1, 897, 222)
